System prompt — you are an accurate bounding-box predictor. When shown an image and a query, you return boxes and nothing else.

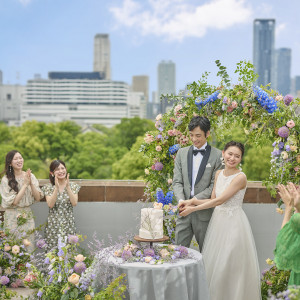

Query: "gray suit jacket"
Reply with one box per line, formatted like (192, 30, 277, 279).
(172, 144, 223, 221)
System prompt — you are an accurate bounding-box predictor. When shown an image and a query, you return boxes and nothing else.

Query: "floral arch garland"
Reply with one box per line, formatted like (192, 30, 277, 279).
(141, 61, 300, 206)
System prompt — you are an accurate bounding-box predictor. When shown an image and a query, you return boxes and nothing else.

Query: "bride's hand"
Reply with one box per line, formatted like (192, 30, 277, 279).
(178, 199, 192, 210)
(179, 206, 195, 217)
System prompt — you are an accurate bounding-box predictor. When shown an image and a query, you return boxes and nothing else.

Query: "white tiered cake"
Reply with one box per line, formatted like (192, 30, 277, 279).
(139, 208, 163, 239)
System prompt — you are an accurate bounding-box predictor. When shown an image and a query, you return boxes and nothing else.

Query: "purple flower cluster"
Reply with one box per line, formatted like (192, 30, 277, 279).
(74, 262, 87, 274)
(0, 275, 10, 285)
(283, 94, 293, 105)
(154, 162, 163, 171)
(121, 250, 133, 260)
(253, 86, 277, 113)
(36, 239, 46, 249)
(278, 126, 289, 138)
(195, 91, 220, 110)
(176, 246, 188, 258)
(68, 235, 79, 244)
(144, 248, 155, 257)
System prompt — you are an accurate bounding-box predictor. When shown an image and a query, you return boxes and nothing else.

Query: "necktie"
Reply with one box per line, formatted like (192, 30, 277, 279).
(193, 149, 206, 156)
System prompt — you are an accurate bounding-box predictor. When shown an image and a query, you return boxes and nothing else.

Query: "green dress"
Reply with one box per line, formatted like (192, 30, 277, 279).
(42, 182, 80, 252)
(274, 213, 300, 286)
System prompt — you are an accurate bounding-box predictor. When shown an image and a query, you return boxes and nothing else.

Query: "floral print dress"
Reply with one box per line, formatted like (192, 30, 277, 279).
(42, 182, 80, 252)
(0, 174, 42, 252)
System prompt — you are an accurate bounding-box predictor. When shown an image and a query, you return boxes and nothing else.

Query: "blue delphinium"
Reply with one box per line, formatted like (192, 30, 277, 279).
(156, 189, 165, 204)
(168, 144, 180, 155)
(253, 86, 277, 113)
(165, 191, 174, 204)
(195, 91, 220, 110)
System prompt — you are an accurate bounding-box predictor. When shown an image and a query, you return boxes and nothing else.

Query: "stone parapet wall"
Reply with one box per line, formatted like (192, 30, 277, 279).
(37, 180, 279, 203)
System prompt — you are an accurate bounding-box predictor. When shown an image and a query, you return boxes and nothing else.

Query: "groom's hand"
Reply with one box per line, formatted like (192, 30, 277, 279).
(179, 206, 195, 217)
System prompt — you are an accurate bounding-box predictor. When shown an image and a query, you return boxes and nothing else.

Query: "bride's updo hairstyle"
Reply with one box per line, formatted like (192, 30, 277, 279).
(223, 141, 245, 158)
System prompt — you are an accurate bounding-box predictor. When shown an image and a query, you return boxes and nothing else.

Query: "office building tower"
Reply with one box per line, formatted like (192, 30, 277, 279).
(274, 48, 291, 95)
(158, 60, 176, 113)
(253, 19, 275, 87)
(94, 34, 111, 80)
(22, 77, 129, 127)
(132, 75, 149, 119)
(292, 76, 300, 97)
(0, 84, 24, 123)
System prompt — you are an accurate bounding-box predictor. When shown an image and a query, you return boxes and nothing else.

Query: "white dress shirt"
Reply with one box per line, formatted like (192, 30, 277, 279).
(191, 143, 207, 197)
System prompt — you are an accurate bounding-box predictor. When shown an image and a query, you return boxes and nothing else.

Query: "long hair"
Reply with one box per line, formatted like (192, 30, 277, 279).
(49, 160, 67, 185)
(2, 150, 21, 193)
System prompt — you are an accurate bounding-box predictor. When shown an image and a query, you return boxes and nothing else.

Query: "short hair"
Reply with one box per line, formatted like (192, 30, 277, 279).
(224, 141, 245, 158)
(188, 116, 210, 135)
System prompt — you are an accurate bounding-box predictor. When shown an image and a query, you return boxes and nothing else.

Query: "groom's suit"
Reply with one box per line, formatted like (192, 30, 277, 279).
(173, 144, 222, 251)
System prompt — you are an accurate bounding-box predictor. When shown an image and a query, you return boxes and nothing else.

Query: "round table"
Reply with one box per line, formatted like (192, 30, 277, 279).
(92, 247, 209, 300)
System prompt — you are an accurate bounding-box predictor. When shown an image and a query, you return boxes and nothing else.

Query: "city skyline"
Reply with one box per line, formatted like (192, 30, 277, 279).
(1, 0, 300, 98)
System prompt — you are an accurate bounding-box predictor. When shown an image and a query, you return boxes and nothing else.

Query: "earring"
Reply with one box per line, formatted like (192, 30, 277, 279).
(238, 163, 242, 171)
(52, 174, 55, 178)
(221, 157, 225, 166)
(9, 166, 12, 172)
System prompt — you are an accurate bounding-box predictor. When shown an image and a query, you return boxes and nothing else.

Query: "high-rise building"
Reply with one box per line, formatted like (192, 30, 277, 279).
(253, 19, 275, 87)
(273, 48, 291, 95)
(157, 60, 176, 113)
(131, 75, 149, 119)
(93, 34, 111, 80)
(292, 76, 300, 97)
(0, 84, 24, 123)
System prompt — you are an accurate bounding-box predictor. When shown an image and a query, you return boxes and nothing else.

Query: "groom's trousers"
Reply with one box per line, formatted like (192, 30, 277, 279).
(175, 211, 210, 252)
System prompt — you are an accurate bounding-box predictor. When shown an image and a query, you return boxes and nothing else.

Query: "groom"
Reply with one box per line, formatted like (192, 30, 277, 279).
(173, 116, 223, 251)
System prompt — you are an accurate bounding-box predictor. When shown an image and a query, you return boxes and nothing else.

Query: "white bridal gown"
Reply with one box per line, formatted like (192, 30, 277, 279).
(202, 170, 261, 300)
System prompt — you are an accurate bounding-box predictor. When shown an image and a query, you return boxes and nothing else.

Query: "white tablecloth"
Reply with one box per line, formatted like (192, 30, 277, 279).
(93, 247, 209, 300)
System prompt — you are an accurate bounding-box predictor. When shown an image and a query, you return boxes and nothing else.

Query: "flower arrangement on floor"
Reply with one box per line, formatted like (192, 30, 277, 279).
(0, 220, 33, 288)
(23, 234, 127, 300)
(261, 258, 291, 300)
(114, 240, 189, 264)
(141, 60, 300, 201)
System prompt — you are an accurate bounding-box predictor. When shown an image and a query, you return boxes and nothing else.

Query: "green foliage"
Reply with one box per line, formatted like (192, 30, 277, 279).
(0, 286, 17, 300)
(140, 60, 300, 200)
(112, 137, 147, 180)
(261, 265, 290, 300)
(0, 117, 153, 180)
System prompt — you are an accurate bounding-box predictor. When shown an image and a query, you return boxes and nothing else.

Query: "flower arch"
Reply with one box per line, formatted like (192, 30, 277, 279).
(141, 61, 299, 203)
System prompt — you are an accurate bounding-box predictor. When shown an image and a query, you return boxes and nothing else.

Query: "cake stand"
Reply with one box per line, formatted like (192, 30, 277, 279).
(134, 235, 169, 249)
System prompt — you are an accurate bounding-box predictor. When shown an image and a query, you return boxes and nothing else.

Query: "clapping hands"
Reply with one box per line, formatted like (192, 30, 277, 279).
(278, 183, 300, 210)
(24, 169, 32, 186)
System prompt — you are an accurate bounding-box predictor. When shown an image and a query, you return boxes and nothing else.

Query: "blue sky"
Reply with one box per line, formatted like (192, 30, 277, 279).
(1, 0, 299, 99)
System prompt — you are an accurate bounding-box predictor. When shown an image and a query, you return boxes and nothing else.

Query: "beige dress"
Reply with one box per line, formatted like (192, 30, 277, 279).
(0, 174, 42, 252)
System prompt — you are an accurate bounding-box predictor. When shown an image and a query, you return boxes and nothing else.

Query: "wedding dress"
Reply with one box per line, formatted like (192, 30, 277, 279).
(202, 170, 261, 300)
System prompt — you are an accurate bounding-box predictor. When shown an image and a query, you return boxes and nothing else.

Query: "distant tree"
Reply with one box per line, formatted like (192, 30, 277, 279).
(112, 117, 155, 150)
(112, 136, 147, 180)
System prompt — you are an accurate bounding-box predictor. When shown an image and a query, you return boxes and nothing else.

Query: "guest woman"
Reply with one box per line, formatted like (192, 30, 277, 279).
(42, 159, 80, 252)
(0, 150, 43, 251)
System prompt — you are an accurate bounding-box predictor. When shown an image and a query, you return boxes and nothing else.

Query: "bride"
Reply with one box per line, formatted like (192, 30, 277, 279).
(179, 141, 261, 300)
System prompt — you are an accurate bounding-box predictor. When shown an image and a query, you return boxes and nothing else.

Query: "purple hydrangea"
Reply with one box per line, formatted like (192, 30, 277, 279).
(0, 276, 10, 285)
(284, 94, 294, 105)
(176, 246, 188, 258)
(144, 248, 155, 257)
(278, 126, 289, 138)
(36, 239, 46, 249)
(154, 162, 163, 171)
(286, 145, 291, 152)
(121, 250, 132, 260)
(74, 262, 87, 274)
(68, 235, 79, 244)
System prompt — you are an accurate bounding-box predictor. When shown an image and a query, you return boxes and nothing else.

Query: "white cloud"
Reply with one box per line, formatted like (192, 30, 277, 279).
(109, 0, 253, 41)
(276, 23, 287, 38)
(18, 0, 33, 5)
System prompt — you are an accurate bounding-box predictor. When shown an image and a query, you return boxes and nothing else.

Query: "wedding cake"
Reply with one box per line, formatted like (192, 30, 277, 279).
(139, 208, 163, 239)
